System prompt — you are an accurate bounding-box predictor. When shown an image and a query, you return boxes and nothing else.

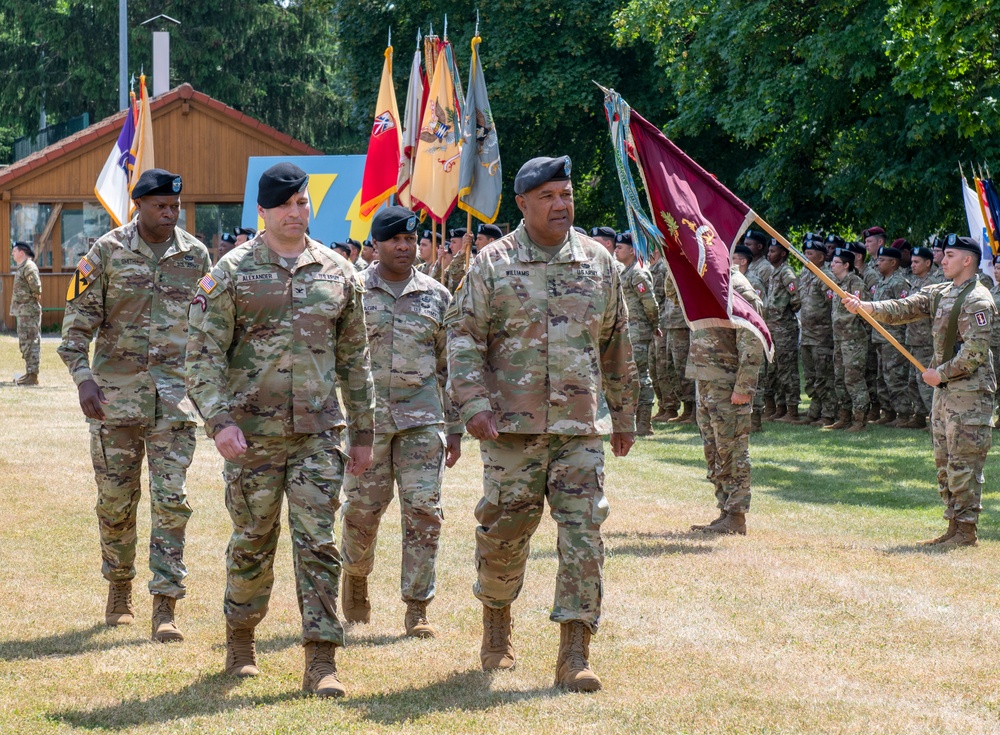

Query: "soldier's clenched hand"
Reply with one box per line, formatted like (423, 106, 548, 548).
(610, 432, 635, 457)
(78, 379, 109, 421)
(215, 425, 248, 460)
(445, 433, 463, 467)
(466, 410, 499, 441)
(347, 445, 374, 476)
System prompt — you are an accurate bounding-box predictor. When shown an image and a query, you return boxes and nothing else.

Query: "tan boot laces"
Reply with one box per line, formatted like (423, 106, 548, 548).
(227, 627, 256, 666)
(110, 582, 133, 614)
(487, 607, 508, 649)
(566, 623, 589, 671)
(308, 642, 336, 678)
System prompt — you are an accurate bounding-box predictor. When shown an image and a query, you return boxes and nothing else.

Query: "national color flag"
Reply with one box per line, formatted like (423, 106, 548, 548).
(397, 45, 428, 210)
(457, 36, 502, 223)
(603, 89, 772, 357)
(961, 177, 995, 284)
(360, 45, 403, 218)
(410, 40, 462, 223)
(128, 74, 155, 215)
(974, 176, 999, 258)
(94, 97, 138, 227)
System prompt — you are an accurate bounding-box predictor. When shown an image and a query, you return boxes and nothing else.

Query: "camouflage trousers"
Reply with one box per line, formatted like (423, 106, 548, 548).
(800, 343, 835, 419)
(475, 433, 608, 633)
(753, 361, 770, 412)
(653, 326, 678, 410)
(875, 341, 912, 415)
(865, 335, 880, 412)
(632, 337, 655, 408)
(649, 332, 661, 404)
(223, 429, 346, 645)
(90, 418, 195, 598)
(695, 380, 752, 513)
(833, 337, 870, 414)
(341, 425, 445, 603)
(666, 327, 695, 402)
(907, 343, 935, 416)
(931, 389, 992, 523)
(16, 311, 41, 374)
(769, 327, 800, 407)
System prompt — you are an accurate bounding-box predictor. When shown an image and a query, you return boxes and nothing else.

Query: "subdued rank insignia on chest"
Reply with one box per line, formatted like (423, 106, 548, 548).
(637, 282, 647, 293)
(199, 274, 218, 294)
(976, 311, 988, 326)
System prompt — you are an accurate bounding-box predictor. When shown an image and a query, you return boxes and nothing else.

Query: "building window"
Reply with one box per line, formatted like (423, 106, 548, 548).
(61, 204, 111, 270)
(195, 203, 243, 258)
(11, 203, 54, 268)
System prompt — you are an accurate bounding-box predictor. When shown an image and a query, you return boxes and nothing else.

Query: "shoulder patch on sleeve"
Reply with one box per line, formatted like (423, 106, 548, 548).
(637, 282, 647, 293)
(199, 273, 218, 294)
(66, 268, 92, 301)
(900, 290, 908, 298)
(976, 311, 988, 326)
(787, 282, 795, 293)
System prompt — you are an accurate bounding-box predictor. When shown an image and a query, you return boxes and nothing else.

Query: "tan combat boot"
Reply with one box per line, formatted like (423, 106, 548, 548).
(151, 595, 184, 643)
(636, 405, 653, 436)
(887, 412, 910, 428)
(341, 573, 370, 624)
(225, 624, 259, 677)
(554, 622, 602, 692)
(701, 511, 746, 535)
(105, 580, 135, 626)
(404, 600, 436, 638)
(15, 372, 38, 386)
(844, 411, 867, 433)
(795, 407, 819, 425)
(481, 604, 516, 671)
(750, 412, 763, 433)
(937, 521, 978, 548)
(770, 404, 787, 421)
(776, 405, 800, 423)
(657, 406, 678, 422)
(691, 510, 727, 532)
(822, 410, 852, 430)
(761, 396, 777, 420)
(900, 413, 927, 429)
(812, 415, 834, 427)
(302, 641, 346, 698)
(651, 406, 668, 422)
(671, 400, 697, 424)
(866, 407, 881, 423)
(920, 519, 957, 546)
(874, 408, 897, 425)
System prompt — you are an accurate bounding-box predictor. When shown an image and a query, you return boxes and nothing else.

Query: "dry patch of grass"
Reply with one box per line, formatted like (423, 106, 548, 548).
(2, 335, 1000, 734)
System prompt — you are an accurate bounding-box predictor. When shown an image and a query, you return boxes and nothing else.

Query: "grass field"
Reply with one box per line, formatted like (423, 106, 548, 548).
(3, 335, 1000, 734)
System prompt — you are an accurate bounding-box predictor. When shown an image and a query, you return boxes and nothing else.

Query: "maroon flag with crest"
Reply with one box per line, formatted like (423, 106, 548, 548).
(627, 109, 772, 356)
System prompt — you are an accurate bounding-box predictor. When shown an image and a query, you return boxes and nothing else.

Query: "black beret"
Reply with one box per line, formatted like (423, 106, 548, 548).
(572, 226, 586, 235)
(478, 224, 503, 239)
(615, 231, 634, 246)
(12, 241, 34, 258)
(862, 226, 886, 239)
(744, 229, 767, 245)
(825, 234, 846, 248)
(943, 233, 982, 257)
(803, 231, 824, 245)
(332, 242, 352, 257)
(347, 238, 362, 249)
(833, 247, 854, 261)
(514, 155, 572, 195)
(420, 229, 433, 240)
(912, 246, 934, 261)
(590, 226, 616, 239)
(848, 242, 867, 256)
(805, 239, 826, 253)
(371, 206, 418, 242)
(132, 168, 182, 199)
(220, 233, 237, 245)
(733, 244, 754, 259)
(932, 236, 945, 250)
(363, 239, 375, 248)
(233, 226, 256, 237)
(448, 228, 467, 239)
(257, 162, 308, 208)
(878, 246, 902, 260)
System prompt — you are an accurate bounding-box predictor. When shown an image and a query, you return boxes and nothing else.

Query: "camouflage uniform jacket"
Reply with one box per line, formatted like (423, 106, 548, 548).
(744, 262, 768, 305)
(662, 272, 687, 329)
(905, 270, 945, 347)
(747, 257, 774, 299)
(859, 264, 879, 297)
(871, 269, 911, 344)
(869, 276, 997, 393)
(685, 270, 764, 394)
(797, 266, 834, 347)
(650, 258, 668, 306)
(361, 265, 462, 435)
(764, 262, 800, 325)
(11, 259, 41, 317)
(445, 223, 637, 435)
(185, 235, 375, 445)
(444, 252, 470, 294)
(621, 261, 659, 342)
(831, 271, 869, 342)
(58, 220, 210, 426)
(991, 283, 1000, 348)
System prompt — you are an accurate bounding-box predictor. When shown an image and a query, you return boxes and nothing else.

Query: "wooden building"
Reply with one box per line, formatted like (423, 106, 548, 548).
(0, 83, 320, 330)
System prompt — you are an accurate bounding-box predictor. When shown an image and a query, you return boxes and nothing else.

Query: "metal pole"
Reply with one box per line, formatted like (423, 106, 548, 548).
(119, 0, 128, 111)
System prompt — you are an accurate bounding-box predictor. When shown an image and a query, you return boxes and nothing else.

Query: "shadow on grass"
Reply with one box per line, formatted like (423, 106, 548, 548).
(48, 671, 299, 730)
(346, 631, 407, 647)
(0, 623, 147, 661)
(604, 530, 715, 557)
(344, 668, 559, 725)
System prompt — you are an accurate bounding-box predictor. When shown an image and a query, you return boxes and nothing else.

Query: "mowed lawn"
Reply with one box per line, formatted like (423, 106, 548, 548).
(3, 335, 1000, 734)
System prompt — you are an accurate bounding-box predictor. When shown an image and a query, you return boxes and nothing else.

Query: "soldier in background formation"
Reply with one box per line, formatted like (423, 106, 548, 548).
(764, 238, 801, 422)
(844, 235, 996, 546)
(59, 169, 210, 641)
(10, 241, 42, 385)
(648, 248, 674, 420)
(795, 235, 835, 426)
(870, 244, 912, 426)
(825, 246, 871, 432)
(904, 246, 945, 429)
(614, 231, 660, 435)
(340, 206, 463, 639)
(446, 155, 637, 692)
(185, 163, 375, 696)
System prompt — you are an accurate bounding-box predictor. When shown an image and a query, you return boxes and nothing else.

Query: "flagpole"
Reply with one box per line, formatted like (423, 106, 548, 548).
(465, 211, 473, 269)
(756, 218, 926, 372)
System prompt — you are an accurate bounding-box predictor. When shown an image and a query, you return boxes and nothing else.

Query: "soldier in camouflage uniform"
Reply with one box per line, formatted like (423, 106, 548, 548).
(663, 268, 697, 423)
(870, 245, 913, 426)
(857, 232, 883, 420)
(796, 236, 836, 425)
(825, 247, 871, 431)
(58, 169, 209, 642)
(648, 249, 674, 420)
(845, 235, 996, 546)
(991, 255, 1000, 408)
(688, 268, 764, 535)
(744, 231, 775, 421)
(339, 206, 463, 639)
(185, 163, 375, 697)
(764, 240, 802, 421)
(902, 246, 944, 429)
(10, 242, 42, 385)
(446, 156, 637, 692)
(614, 231, 660, 435)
